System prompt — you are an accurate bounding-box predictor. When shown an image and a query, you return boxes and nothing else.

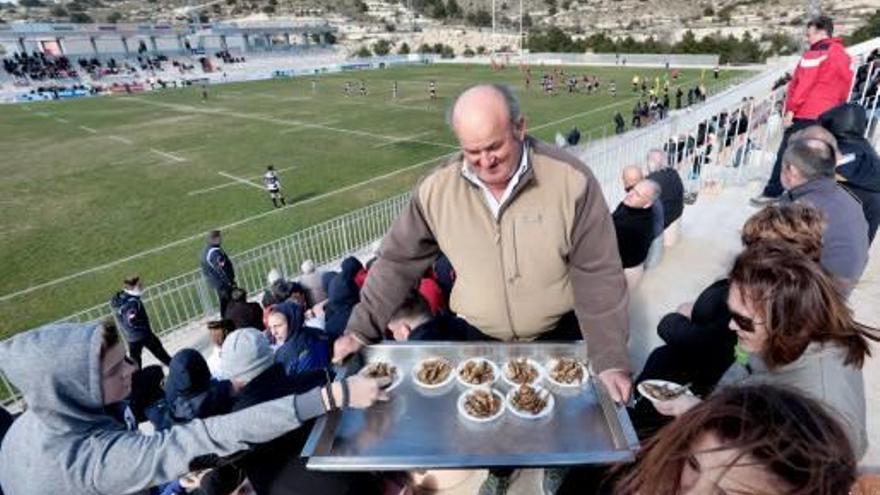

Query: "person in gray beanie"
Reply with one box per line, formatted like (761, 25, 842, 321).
(0, 320, 388, 495)
(221, 327, 276, 385)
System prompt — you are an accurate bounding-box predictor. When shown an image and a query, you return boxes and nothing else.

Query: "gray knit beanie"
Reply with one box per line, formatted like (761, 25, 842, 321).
(221, 327, 273, 383)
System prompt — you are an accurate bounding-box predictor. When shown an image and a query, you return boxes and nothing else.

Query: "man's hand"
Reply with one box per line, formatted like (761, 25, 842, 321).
(598, 368, 633, 404)
(652, 393, 702, 417)
(332, 334, 364, 364)
(783, 111, 794, 128)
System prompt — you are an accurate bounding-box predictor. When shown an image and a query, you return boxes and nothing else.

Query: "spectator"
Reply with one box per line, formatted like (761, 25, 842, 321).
(819, 103, 880, 243)
(780, 138, 869, 293)
(150, 349, 234, 430)
(613, 179, 662, 269)
(267, 301, 330, 377)
(387, 291, 484, 341)
(220, 327, 385, 495)
(752, 15, 854, 205)
(201, 230, 236, 317)
(646, 149, 685, 228)
(225, 287, 265, 330)
(324, 256, 364, 337)
(0, 320, 386, 495)
(622, 165, 664, 239)
(615, 385, 858, 495)
(651, 244, 878, 458)
(298, 259, 328, 305)
(566, 126, 581, 146)
(336, 84, 631, 407)
(109, 275, 172, 367)
(614, 111, 626, 134)
(261, 268, 284, 308)
(205, 319, 233, 378)
(631, 203, 827, 437)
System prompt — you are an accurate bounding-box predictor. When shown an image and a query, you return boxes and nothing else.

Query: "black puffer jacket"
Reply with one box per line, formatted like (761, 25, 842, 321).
(323, 257, 363, 337)
(820, 103, 880, 192)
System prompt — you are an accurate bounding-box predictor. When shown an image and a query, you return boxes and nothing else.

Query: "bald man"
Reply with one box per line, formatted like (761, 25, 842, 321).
(623, 164, 664, 239)
(335, 84, 632, 402)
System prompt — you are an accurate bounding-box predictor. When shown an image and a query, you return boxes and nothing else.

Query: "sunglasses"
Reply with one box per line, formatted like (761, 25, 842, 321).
(730, 312, 762, 333)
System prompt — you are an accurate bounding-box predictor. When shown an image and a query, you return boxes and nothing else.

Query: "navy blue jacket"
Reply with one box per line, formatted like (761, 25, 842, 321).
(272, 301, 330, 377)
(201, 243, 236, 291)
(820, 103, 880, 192)
(148, 349, 233, 430)
(109, 290, 152, 342)
(647, 168, 685, 227)
(324, 257, 363, 337)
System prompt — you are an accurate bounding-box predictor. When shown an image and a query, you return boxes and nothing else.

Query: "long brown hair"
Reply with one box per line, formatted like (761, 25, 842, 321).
(615, 385, 857, 494)
(729, 244, 878, 369)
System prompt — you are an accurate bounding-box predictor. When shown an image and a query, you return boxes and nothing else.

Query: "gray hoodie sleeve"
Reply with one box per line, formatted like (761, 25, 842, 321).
(90, 389, 325, 495)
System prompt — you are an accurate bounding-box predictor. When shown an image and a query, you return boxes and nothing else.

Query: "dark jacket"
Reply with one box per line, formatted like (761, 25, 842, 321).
(109, 290, 152, 342)
(225, 300, 266, 330)
(201, 243, 235, 291)
(820, 103, 880, 193)
(324, 257, 363, 337)
(783, 178, 869, 292)
(163, 349, 234, 425)
(272, 302, 330, 377)
(612, 203, 655, 269)
(658, 279, 734, 353)
(647, 168, 685, 227)
(230, 365, 377, 495)
(408, 314, 490, 341)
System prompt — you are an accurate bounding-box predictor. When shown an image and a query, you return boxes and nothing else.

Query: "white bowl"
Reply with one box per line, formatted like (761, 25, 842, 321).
(457, 388, 506, 423)
(506, 384, 555, 420)
(637, 379, 694, 404)
(501, 358, 544, 388)
(455, 357, 500, 388)
(411, 357, 455, 389)
(544, 358, 589, 388)
(358, 361, 403, 392)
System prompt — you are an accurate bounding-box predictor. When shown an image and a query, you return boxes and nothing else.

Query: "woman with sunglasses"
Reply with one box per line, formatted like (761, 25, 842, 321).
(652, 243, 878, 459)
(0, 319, 389, 495)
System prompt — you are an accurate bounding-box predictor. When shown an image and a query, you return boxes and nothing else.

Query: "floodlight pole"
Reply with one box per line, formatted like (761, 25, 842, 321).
(519, 0, 524, 59)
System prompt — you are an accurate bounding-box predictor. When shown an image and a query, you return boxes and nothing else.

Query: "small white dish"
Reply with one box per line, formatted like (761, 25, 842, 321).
(457, 388, 506, 423)
(455, 357, 500, 388)
(411, 357, 455, 389)
(506, 384, 555, 419)
(358, 361, 403, 392)
(501, 358, 544, 387)
(545, 358, 589, 388)
(637, 379, 694, 404)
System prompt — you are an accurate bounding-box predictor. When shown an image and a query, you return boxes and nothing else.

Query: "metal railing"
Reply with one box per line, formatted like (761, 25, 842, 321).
(3, 38, 879, 408)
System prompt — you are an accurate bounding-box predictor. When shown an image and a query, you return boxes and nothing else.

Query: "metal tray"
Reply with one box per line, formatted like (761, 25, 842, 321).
(302, 342, 639, 470)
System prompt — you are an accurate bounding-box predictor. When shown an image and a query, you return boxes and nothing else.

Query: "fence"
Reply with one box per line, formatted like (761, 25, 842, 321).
(2, 38, 878, 408)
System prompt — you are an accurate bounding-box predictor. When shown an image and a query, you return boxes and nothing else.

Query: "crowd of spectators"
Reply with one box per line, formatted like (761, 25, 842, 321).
(2, 52, 77, 81)
(1, 14, 880, 495)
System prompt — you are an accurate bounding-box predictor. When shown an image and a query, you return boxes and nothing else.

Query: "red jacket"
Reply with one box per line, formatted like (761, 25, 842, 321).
(785, 37, 853, 120)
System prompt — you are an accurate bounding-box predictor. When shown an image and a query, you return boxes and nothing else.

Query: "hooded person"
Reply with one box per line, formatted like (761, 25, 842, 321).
(819, 103, 880, 243)
(324, 257, 364, 337)
(267, 301, 330, 377)
(163, 349, 234, 425)
(0, 320, 387, 495)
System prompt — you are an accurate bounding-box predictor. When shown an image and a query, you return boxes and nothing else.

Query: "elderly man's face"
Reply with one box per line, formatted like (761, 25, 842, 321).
(624, 182, 654, 209)
(454, 105, 526, 192)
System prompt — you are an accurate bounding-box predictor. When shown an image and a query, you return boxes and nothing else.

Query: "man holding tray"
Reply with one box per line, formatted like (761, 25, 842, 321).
(334, 84, 632, 406)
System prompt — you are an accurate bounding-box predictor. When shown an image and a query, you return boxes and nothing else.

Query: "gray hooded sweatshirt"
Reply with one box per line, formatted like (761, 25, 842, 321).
(0, 323, 326, 495)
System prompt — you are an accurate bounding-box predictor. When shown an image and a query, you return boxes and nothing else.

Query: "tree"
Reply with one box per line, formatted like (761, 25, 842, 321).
(398, 42, 411, 54)
(324, 32, 337, 44)
(355, 46, 372, 57)
(372, 38, 392, 56)
(70, 12, 93, 23)
(50, 5, 69, 17)
(522, 13, 533, 28)
(847, 9, 880, 45)
(107, 11, 122, 23)
(466, 8, 492, 27)
(476, 45, 486, 55)
(261, 5, 275, 14)
(431, 1, 446, 18)
(418, 43, 433, 54)
(463, 47, 475, 57)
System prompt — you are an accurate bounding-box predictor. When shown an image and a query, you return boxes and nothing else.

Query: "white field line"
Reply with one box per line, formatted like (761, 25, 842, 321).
(124, 96, 457, 150)
(55, 117, 70, 124)
(0, 151, 451, 303)
(150, 148, 186, 163)
(79, 126, 98, 134)
(217, 171, 264, 190)
(188, 165, 298, 196)
(278, 120, 338, 134)
(107, 135, 134, 145)
(372, 131, 434, 148)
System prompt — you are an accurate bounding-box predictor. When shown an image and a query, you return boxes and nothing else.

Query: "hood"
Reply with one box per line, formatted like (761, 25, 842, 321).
(819, 103, 867, 141)
(109, 290, 129, 309)
(811, 37, 844, 51)
(165, 349, 211, 403)
(272, 301, 305, 343)
(340, 256, 363, 279)
(0, 322, 120, 433)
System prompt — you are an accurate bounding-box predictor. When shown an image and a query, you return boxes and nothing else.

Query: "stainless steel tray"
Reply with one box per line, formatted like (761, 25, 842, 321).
(302, 342, 639, 470)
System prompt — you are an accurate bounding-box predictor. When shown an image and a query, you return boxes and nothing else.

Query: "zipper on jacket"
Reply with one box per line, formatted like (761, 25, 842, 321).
(496, 220, 519, 340)
(511, 220, 521, 279)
